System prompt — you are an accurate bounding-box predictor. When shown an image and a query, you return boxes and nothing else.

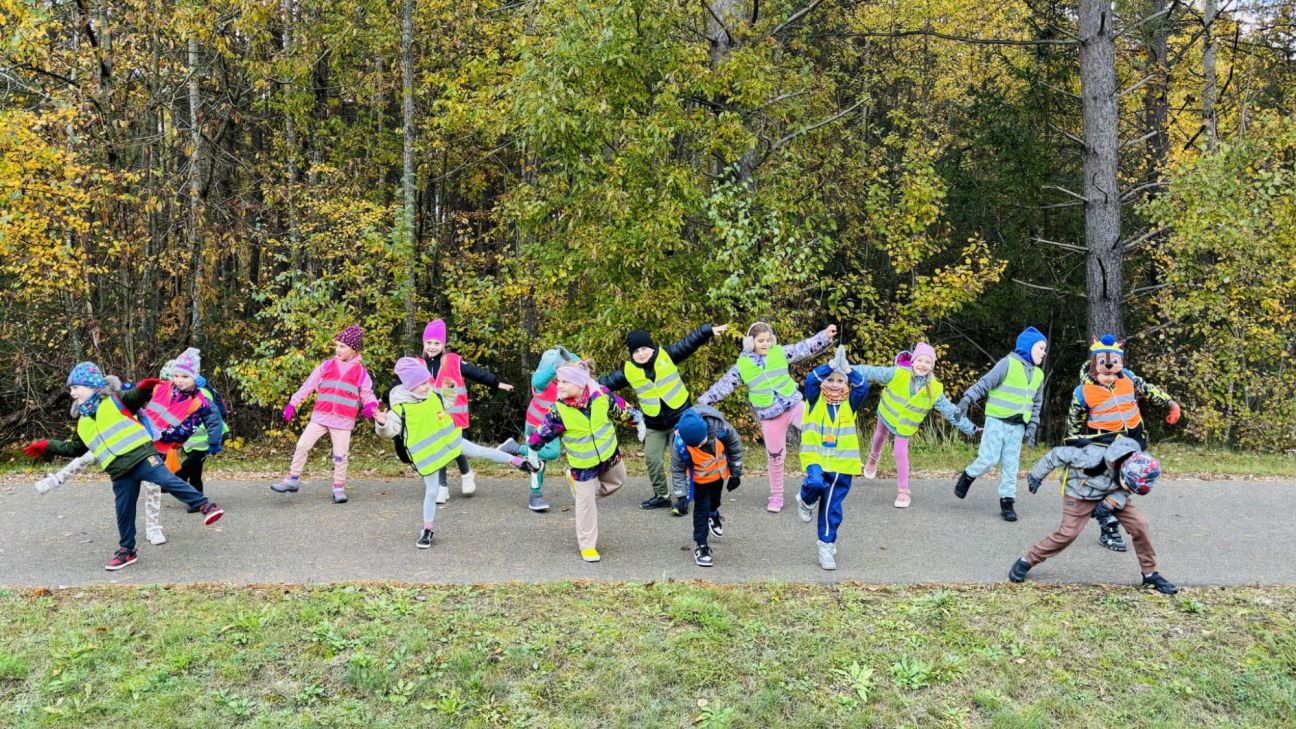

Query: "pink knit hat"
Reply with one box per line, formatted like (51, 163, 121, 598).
(555, 362, 596, 396)
(395, 357, 431, 391)
(336, 325, 364, 351)
(423, 319, 447, 344)
(171, 347, 202, 377)
(913, 342, 937, 362)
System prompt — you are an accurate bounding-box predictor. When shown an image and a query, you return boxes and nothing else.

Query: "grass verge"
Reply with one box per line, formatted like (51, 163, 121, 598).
(1, 582, 1293, 727)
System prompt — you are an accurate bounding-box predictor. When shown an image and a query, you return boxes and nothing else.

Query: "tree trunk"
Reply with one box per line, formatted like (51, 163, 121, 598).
(400, 0, 418, 346)
(1201, 0, 1219, 150)
(1078, 0, 1123, 337)
(1141, 0, 1171, 186)
(187, 37, 205, 346)
(706, 0, 757, 183)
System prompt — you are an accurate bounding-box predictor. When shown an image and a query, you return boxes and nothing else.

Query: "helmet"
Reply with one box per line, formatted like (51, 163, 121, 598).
(1120, 452, 1161, 495)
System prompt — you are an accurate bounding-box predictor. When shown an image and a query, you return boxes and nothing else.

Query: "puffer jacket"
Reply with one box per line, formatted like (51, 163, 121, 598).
(1027, 436, 1142, 500)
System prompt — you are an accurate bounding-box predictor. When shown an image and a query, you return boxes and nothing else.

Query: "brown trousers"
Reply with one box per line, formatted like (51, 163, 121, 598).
(1026, 496, 1158, 573)
(571, 460, 627, 551)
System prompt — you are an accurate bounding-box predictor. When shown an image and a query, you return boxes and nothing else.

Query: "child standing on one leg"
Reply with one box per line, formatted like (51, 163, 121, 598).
(175, 368, 230, 512)
(597, 323, 728, 512)
(699, 322, 836, 512)
(795, 346, 867, 570)
(375, 358, 538, 549)
(670, 407, 743, 567)
(274, 325, 378, 503)
(499, 345, 583, 512)
(952, 327, 1047, 522)
(527, 362, 643, 562)
(420, 319, 515, 504)
(21, 362, 225, 571)
(1008, 436, 1177, 594)
(856, 343, 979, 508)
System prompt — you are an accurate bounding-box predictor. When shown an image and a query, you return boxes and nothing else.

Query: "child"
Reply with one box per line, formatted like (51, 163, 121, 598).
(597, 324, 728, 512)
(794, 346, 868, 570)
(499, 345, 583, 513)
(420, 319, 515, 504)
(22, 362, 225, 571)
(952, 327, 1048, 522)
(176, 369, 231, 504)
(699, 322, 837, 512)
(274, 325, 378, 503)
(1009, 435, 1177, 594)
(1066, 335, 1181, 449)
(527, 362, 643, 563)
(855, 343, 979, 508)
(375, 357, 538, 549)
(670, 406, 743, 567)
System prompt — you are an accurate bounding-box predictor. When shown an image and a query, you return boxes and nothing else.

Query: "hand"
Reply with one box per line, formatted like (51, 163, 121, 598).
(374, 409, 388, 426)
(22, 440, 48, 459)
(1028, 474, 1043, 494)
(136, 378, 163, 392)
(636, 419, 647, 443)
(1166, 401, 1182, 425)
(283, 404, 296, 422)
(712, 324, 730, 336)
(958, 399, 971, 419)
(726, 476, 741, 492)
(498, 382, 515, 392)
(361, 402, 378, 420)
(825, 324, 838, 339)
(207, 443, 223, 457)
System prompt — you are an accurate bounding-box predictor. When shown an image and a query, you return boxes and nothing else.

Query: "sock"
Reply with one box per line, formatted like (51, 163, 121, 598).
(510, 456, 524, 467)
(423, 521, 434, 530)
(332, 482, 345, 491)
(287, 473, 300, 480)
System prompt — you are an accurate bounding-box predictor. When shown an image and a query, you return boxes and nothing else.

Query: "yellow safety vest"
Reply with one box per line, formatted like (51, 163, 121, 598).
(878, 369, 944, 438)
(622, 351, 688, 417)
(985, 357, 1043, 423)
(395, 395, 463, 476)
(736, 346, 797, 408)
(557, 396, 618, 469)
(76, 397, 154, 470)
(184, 387, 230, 452)
(800, 396, 862, 476)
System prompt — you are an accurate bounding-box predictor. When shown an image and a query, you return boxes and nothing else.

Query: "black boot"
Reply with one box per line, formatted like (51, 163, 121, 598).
(954, 471, 975, 499)
(1008, 558, 1032, 583)
(1141, 572, 1178, 595)
(1098, 520, 1127, 552)
(1000, 497, 1018, 522)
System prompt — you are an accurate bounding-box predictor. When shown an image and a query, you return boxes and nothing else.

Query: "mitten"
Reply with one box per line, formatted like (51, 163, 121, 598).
(958, 399, 971, 419)
(636, 419, 647, 443)
(1027, 474, 1043, 494)
(207, 442, 223, 456)
(136, 378, 163, 392)
(361, 401, 378, 420)
(726, 476, 741, 492)
(1166, 401, 1182, 425)
(283, 404, 296, 422)
(1025, 424, 1038, 448)
(22, 440, 48, 459)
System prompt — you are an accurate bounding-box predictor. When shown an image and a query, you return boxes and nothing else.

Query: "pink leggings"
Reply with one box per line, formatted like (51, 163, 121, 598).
(289, 422, 353, 485)
(868, 419, 911, 492)
(759, 400, 805, 498)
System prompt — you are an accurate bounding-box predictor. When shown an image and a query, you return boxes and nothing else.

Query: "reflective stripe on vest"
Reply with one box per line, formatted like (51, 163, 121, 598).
(984, 357, 1043, 423)
(76, 397, 154, 470)
(878, 369, 943, 438)
(622, 351, 689, 417)
(184, 387, 230, 451)
(314, 358, 365, 420)
(396, 396, 464, 476)
(432, 352, 471, 429)
(735, 346, 797, 408)
(557, 396, 617, 469)
(687, 440, 730, 484)
(526, 380, 559, 429)
(1083, 377, 1143, 432)
(800, 396, 862, 475)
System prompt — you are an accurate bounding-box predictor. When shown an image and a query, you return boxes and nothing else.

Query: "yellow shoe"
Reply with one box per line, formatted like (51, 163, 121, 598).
(580, 548, 601, 563)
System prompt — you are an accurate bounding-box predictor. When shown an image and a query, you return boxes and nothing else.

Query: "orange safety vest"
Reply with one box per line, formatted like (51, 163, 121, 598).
(432, 353, 470, 429)
(1083, 376, 1143, 432)
(687, 440, 731, 485)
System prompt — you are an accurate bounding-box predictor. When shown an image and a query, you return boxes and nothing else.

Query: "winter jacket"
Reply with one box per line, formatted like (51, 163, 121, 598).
(45, 382, 156, 480)
(957, 353, 1045, 434)
(1027, 436, 1142, 501)
(670, 405, 744, 496)
(853, 364, 978, 436)
(599, 323, 718, 431)
(698, 328, 833, 420)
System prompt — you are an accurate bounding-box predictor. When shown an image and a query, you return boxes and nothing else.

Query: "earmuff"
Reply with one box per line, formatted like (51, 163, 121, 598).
(742, 322, 778, 353)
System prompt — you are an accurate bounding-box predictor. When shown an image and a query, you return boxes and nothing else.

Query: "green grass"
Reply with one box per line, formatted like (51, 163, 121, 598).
(0, 583, 1293, 727)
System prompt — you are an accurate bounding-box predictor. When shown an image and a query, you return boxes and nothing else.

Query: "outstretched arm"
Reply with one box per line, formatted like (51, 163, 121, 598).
(697, 364, 742, 407)
(663, 323, 719, 363)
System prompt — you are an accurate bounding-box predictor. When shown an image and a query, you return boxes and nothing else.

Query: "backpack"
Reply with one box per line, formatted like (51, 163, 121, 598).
(205, 384, 233, 442)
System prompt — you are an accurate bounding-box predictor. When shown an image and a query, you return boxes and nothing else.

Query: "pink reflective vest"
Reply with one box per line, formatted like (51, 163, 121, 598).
(432, 353, 470, 429)
(313, 358, 367, 421)
(140, 381, 205, 452)
(526, 379, 560, 429)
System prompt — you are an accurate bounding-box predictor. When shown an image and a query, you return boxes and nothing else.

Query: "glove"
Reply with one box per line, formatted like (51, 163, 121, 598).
(1166, 401, 1181, 425)
(283, 404, 296, 422)
(207, 443, 223, 456)
(136, 378, 163, 392)
(726, 476, 741, 492)
(1025, 426, 1038, 449)
(361, 402, 378, 420)
(957, 399, 971, 419)
(22, 440, 48, 459)
(636, 419, 647, 443)
(1028, 474, 1043, 494)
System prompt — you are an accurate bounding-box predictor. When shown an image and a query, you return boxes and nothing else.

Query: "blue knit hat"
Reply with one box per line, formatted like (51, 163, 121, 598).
(1013, 327, 1047, 361)
(676, 408, 709, 447)
(66, 362, 105, 390)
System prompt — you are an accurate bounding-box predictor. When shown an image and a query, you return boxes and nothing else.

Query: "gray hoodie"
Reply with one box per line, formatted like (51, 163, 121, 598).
(1027, 436, 1142, 500)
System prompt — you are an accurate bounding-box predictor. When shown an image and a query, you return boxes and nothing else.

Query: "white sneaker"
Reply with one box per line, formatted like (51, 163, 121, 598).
(460, 472, 477, 496)
(146, 526, 167, 546)
(817, 540, 837, 570)
(796, 495, 814, 523)
(437, 485, 450, 504)
(863, 460, 878, 480)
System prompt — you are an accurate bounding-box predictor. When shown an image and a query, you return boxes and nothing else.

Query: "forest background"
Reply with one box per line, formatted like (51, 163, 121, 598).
(2, 0, 1294, 452)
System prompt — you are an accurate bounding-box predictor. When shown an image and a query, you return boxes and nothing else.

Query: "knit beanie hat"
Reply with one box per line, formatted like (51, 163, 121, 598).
(395, 357, 432, 391)
(676, 408, 709, 446)
(171, 347, 201, 378)
(626, 329, 655, 354)
(1089, 334, 1123, 357)
(913, 342, 937, 362)
(1014, 327, 1047, 361)
(555, 362, 595, 395)
(336, 325, 364, 351)
(423, 319, 447, 344)
(66, 362, 106, 390)
(159, 359, 177, 380)
(1120, 452, 1161, 495)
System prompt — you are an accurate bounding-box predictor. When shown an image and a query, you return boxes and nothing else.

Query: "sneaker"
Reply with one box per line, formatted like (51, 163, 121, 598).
(954, 471, 975, 499)
(580, 548, 601, 563)
(894, 489, 911, 508)
(460, 472, 477, 496)
(332, 486, 348, 504)
(528, 491, 550, 512)
(186, 505, 200, 514)
(708, 514, 724, 538)
(105, 547, 138, 571)
(863, 459, 879, 480)
(640, 495, 671, 510)
(1141, 572, 1178, 595)
(271, 475, 300, 493)
(416, 528, 434, 549)
(518, 458, 542, 474)
(1098, 524, 1128, 552)
(767, 494, 784, 513)
(671, 497, 689, 516)
(497, 438, 521, 457)
(199, 502, 224, 525)
(146, 526, 167, 546)
(817, 540, 837, 570)
(437, 485, 450, 504)
(796, 495, 813, 523)
(694, 544, 714, 567)
(1000, 497, 1018, 522)
(1008, 558, 1032, 583)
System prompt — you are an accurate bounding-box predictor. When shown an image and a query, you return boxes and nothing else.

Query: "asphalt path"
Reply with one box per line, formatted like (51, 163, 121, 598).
(1, 472, 1293, 587)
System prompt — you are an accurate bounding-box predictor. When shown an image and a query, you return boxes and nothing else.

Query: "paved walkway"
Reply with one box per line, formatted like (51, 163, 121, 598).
(1, 473, 1293, 587)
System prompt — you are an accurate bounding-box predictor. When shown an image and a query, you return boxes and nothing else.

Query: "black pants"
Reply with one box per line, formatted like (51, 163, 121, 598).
(114, 455, 208, 550)
(692, 481, 724, 546)
(176, 450, 208, 492)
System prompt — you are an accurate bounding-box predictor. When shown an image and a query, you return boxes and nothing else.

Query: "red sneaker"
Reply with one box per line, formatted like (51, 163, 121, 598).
(199, 502, 224, 525)
(106, 547, 138, 571)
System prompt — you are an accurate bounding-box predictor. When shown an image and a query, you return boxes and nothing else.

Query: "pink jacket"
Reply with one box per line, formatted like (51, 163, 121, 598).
(291, 356, 378, 431)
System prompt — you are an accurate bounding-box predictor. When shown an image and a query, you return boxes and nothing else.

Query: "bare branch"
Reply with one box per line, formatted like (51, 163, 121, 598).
(1040, 200, 1086, 210)
(1116, 3, 1176, 39)
(765, 97, 865, 154)
(1031, 236, 1087, 253)
(1119, 72, 1157, 98)
(1013, 278, 1083, 296)
(1120, 181, 1168, 202)
(1043, 185, 1089, 203)
(1120, 130, 1160, 150)
(761, 0, 828, 41)
(840, 29, 1077, 47)
(1048, 123, 1085, 147)
(1122, 226, 1169, 251)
